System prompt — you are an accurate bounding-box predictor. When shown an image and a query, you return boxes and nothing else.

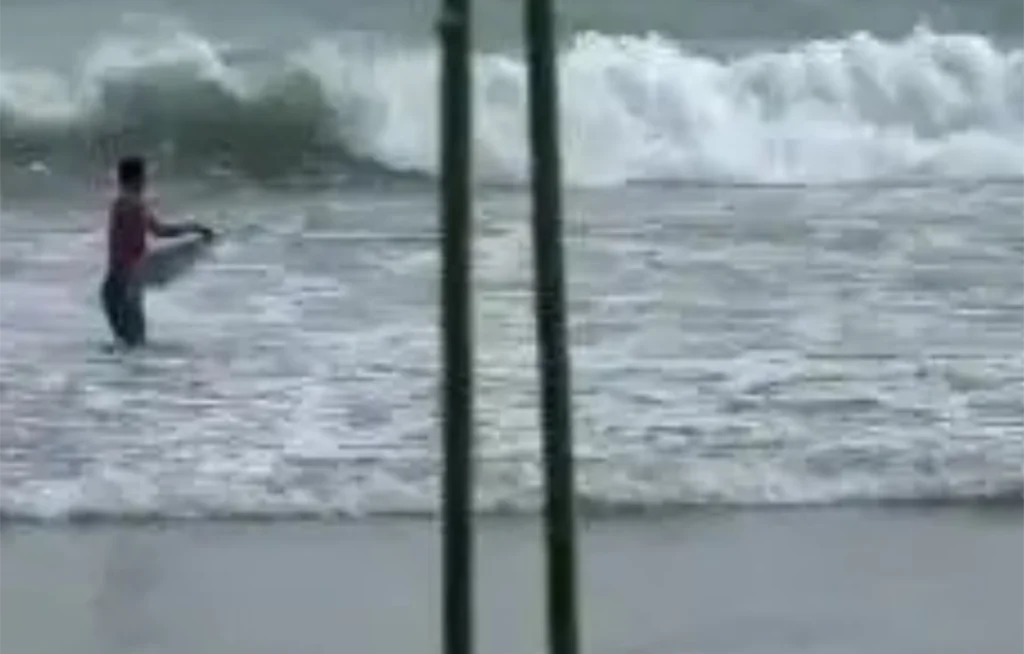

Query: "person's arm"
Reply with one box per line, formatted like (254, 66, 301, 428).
(146, 208, 214, 241)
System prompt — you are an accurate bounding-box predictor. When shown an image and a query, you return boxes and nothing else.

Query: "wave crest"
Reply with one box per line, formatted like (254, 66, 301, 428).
(1, 24, 1021, 186)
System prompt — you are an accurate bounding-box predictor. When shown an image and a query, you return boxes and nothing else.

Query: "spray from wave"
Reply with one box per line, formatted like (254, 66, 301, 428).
(1, 22, 1021, 186)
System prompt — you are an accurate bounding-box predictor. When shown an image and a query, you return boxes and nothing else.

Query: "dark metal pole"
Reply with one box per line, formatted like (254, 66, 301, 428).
(437, 0, 474, 653)
(523, 1, 580, 653)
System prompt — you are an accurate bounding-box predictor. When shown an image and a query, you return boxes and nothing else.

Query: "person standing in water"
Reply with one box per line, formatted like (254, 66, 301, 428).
(102, 156, 214, 348)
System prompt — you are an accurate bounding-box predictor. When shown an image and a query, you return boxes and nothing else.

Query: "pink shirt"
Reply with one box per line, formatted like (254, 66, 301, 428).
(107, 195, 154, 273)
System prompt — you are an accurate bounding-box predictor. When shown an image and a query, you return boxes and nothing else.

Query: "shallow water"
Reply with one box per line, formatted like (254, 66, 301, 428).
(2, 182, 1021, 520)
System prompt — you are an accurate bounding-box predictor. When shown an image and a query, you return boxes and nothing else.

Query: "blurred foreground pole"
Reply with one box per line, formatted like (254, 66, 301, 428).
(523, 0, 581, 653)
(437, 0, 474, 652)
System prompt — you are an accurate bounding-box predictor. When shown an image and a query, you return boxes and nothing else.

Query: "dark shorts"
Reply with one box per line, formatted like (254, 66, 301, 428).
(100, 270, 145, 347)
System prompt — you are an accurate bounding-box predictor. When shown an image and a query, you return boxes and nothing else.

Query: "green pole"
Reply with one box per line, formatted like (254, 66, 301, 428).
(437, 0, 474, 653)
(523, 0, 580, 653)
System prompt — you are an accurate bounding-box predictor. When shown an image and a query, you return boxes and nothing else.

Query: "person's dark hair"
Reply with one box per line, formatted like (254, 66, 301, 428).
(117, 156, 146, 188)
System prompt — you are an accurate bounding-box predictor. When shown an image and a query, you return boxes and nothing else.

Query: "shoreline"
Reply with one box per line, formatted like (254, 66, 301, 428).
(1, 498, 1022, 529)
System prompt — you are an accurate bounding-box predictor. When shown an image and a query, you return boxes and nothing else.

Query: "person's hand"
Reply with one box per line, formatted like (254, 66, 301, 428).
(195, 225, 216, 242)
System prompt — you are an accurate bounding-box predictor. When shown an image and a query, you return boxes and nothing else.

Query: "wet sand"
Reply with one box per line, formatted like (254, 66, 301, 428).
(2, 507, 1021, 654)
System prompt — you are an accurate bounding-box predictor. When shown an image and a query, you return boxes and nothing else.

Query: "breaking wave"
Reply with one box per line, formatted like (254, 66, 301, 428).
(1, 22, 1021, 187)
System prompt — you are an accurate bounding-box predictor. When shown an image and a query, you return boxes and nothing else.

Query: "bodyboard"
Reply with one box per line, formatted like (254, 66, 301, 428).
(138, 235, 214, 288)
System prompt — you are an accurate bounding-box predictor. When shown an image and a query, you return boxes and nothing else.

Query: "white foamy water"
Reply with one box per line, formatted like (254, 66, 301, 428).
(305, 26, 1024, 184)
(1, 23, 1021, 186)
(1, 181, 1021, 521)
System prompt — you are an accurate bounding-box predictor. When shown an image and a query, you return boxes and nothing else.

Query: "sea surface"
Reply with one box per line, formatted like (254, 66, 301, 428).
(1, 0, 1021, 521)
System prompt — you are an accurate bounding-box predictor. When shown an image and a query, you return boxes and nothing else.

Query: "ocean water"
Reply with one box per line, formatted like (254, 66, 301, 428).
(1, 0, 1022, 523)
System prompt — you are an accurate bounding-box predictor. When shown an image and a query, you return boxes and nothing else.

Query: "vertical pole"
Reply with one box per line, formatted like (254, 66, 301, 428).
(437, 0, 474, 653)
(523, 1, 580, 653)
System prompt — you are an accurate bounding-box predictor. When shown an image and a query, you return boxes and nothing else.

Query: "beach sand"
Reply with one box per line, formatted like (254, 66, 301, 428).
(2, 507, 1021, 654)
